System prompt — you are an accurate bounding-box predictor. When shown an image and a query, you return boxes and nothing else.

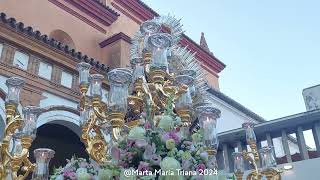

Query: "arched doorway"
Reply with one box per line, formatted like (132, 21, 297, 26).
(29, 124, 88, 171)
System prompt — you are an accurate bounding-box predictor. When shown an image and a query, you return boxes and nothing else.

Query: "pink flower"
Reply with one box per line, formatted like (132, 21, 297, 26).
(79, 161, 88, 168)
(138, 161, 150, 171)
(169, 131, 180, 143)
(144, 121, 151, 129)
(127, 140, 135, 148)
(196, 163, 206, 172)
(162, 131, 181, 144)
(63, 171, 77, 180)
(184, 141, 193, 146)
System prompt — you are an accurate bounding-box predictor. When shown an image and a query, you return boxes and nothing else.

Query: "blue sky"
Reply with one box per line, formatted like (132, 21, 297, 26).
(143, 0, 320, 120)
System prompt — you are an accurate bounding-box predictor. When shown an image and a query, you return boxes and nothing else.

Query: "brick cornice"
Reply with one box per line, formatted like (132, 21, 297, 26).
(180, 35, 226, 73)
(113, 0, 157, 22)
(99, 32, 131, 48)
(48, 0, 106, 33)
(64, 0, 119, 26)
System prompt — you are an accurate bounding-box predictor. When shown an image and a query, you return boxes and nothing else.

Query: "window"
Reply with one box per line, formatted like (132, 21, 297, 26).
(13, 51, 29, 70)
(38, 61, 53, 80)
(61, 71, 73, 88)
(0, 43, 3, 59)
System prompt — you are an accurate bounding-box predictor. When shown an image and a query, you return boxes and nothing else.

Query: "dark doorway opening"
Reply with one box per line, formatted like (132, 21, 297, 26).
(29, 123, 88, 172)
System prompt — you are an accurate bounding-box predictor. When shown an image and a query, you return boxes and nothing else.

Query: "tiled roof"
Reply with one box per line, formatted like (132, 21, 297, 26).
(0, 12, 109, 72)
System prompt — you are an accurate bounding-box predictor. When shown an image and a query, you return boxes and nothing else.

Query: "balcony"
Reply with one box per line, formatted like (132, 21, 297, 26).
(217, 109, 320, 179)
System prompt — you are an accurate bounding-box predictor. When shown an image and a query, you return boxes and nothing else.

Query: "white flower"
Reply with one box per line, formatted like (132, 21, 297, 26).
(98, 169, 113, 180)
(128, 127, 146, 140)
(77, 172, 91, 180)
(76, 168, 88, 175)
(160, 157, 181, 171)
(55, 175, 64, 180)
(158, 116, 173, 131)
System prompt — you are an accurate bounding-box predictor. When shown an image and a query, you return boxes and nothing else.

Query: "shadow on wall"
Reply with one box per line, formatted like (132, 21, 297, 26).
(29, 123, 88, 171)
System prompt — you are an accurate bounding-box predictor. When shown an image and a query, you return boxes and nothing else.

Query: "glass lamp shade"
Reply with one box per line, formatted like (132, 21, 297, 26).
(22, 106, 41, 139)
(32, 148, 55, 180)
(178, 70, 197, 97)
(233, 152, 244, 173)
(259, 146, 277, 171)
(204, 127, 219, 150)
(140, 20, 161, 51)
(242, 122, 257, 144)
(107, 68, 132, 114)
(148, 33, 172, 72)
(5, 77, 25, 105)
(89, 74, 104, 99)
(131, 57, 146, 83)
(196, 105, 221, 129)
(175, 75, 194, 110)
(76, 62, 91, 86)
(196, 105, 221, 150)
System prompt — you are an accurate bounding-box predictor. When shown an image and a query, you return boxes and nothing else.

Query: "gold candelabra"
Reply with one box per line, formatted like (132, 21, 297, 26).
(0, 77, 54, 180)
(76, 20, 221, 166)
(233, 122, 282, 180)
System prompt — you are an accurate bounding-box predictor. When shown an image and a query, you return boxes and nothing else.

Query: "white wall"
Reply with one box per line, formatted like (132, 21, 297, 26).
(207, 93, 260, 133)
(207, 92, 299, 157)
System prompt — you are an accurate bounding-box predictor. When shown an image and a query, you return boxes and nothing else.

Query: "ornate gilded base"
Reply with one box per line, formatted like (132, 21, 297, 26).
(80, 84, 89, 94)
(21, 136, 33, 149)
(206, 149, 217, 156)
(109, 112, 125, 128)
(176, 109, 191, 126)
(128, 96, 144, 114)
(149, 70, 166, 84)
(126, 120, 140, 129)
(235, 172, 244, 180)
(143, 52, 152, 64)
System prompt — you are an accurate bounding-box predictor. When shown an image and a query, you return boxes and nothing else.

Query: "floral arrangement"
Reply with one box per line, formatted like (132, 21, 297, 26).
(50, 156, 98, 180)
(50, 98, 233, 180)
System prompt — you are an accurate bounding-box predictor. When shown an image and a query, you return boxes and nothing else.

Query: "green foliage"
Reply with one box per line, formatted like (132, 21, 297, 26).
(164, 95, 175, 116)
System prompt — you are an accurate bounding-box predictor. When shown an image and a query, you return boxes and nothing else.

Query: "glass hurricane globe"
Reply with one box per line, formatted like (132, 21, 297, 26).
(5, 77, 25, 105)
(148, 33, 172, 72)
(107, 68, 132, 114)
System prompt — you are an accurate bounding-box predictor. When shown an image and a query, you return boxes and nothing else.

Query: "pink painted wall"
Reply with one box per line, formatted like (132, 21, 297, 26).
(0, 0, 139, 65)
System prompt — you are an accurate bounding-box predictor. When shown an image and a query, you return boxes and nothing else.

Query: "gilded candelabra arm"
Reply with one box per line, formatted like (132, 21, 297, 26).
(175, 84, 188, 97)
(261, 168, 282, 180)
(81, 105, 108, 164)
(246, 172, 261, 180)
(243, 150, 260, 180)
(248, 142, 260, 162)
(10, 148, 35, 180)
(93, 105, 107, 122)
(79, 84, 89, 111)
(16, 157, 36, 180)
